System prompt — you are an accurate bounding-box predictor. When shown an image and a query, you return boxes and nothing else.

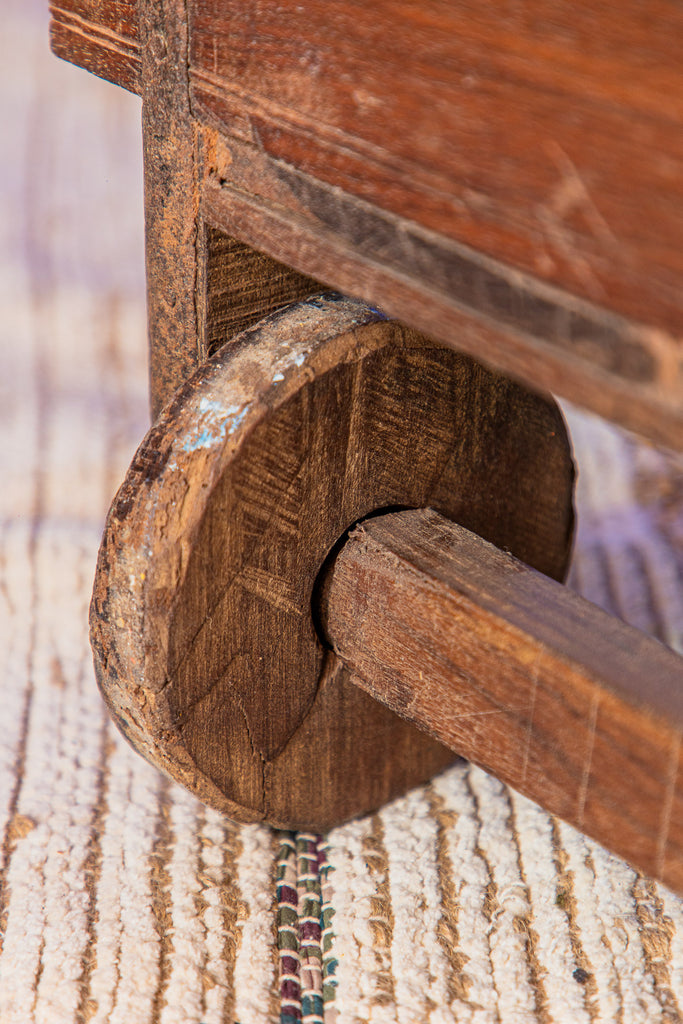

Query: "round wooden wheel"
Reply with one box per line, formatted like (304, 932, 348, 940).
(91, 294, 575, 829)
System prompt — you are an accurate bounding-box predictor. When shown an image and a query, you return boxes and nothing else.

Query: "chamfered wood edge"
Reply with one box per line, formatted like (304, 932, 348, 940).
(321, 509, 683, 728)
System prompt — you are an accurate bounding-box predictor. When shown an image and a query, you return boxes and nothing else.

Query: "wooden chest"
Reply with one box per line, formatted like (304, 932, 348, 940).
(51, 0, 683, 445)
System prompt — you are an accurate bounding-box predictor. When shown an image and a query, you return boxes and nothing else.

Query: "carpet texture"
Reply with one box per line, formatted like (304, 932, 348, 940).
(2, 3, 683, 1021)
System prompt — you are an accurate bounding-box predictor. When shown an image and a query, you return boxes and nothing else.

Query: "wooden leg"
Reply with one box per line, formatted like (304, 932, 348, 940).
(139, 0, 318, 420)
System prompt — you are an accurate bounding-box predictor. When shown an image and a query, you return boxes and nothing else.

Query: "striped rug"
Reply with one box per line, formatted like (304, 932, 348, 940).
(2, 2, 683, 1020)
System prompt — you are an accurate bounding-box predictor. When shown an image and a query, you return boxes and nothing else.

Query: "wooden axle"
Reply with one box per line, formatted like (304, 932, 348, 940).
(319, 508, 683, 893)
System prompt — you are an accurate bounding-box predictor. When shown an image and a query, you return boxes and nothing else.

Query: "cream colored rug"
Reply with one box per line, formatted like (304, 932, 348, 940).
(2, 2, 683, 1021)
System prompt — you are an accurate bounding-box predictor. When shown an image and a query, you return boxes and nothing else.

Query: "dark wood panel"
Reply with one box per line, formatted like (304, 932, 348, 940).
(320, 509, 683, 893)
(190, 0, 683, 338)
(203, 229, 320, 357)
(49, 1, 141, 93)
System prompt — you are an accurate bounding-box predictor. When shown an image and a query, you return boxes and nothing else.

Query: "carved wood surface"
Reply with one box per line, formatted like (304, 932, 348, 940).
(203, 228, 320, 359)
(321, 509, 683, 894)
(90, 296, 575, 830)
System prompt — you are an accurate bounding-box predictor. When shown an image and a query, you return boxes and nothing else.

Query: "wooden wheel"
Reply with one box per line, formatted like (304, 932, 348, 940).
(90, 294, 575, 829)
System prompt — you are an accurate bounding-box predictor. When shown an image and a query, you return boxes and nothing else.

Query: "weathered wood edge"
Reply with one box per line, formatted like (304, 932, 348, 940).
(188, 0, 683, 338)
(89, 297, 392, 822)
(90, 295, 576, 828)
(139, 0, 202, 421)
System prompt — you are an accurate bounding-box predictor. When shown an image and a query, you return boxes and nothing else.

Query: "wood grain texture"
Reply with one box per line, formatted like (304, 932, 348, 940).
(49, 0, 141, 92)
(203, 160, 683, 451)
(90, 295, 575, 829)
(189, 0, 683, 339)
(16, 4, 683, 1014)
(203, 228, 320, 358)
(320, 508, 683, 894)
(52, 0, 683, 447)
(139, 0, 202, 421)
(141, 20, 324, 422)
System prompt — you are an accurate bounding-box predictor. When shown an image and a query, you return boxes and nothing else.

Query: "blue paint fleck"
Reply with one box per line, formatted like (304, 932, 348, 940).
(231, 407, 248, 431)
(179, 399, 248, 453)
(182, 427, 217, 452)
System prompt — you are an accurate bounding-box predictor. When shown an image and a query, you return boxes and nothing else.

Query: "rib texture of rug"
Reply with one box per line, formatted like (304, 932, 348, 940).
(2, 2, 683, 1021)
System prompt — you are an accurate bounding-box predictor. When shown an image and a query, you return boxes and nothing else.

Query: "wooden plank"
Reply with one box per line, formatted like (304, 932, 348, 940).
(51, 0, 683, 445)
(190, 0, 683, 342)
(319, 508, 683, 894)
(49, 1, 141, 92)
(203, 161, 683, 450)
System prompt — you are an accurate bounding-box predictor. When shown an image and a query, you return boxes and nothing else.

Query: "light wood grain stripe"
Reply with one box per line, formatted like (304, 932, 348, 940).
(0, 524, 35, 947)
(467, 767, 538, 1021)
(426, 783, 470, 1010)
(658, 884, 683, 1012)
(197, 808, 240, 1024)
(232, 825, 279, 1022)
(511, 792, 592, 1022)
(160, 789, 205, 1024)
(431, 766, 499, 1019)
(633, 876, 681, 1019)
(73, 719, 110, 1024)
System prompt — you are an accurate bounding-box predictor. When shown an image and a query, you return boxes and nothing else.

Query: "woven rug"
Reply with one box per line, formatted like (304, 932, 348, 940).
(2, 3, 683, 1021)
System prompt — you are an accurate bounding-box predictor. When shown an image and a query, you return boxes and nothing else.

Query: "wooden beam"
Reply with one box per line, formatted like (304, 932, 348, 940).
(319, 508, 683, 893)
(203, 167, 683, 451)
